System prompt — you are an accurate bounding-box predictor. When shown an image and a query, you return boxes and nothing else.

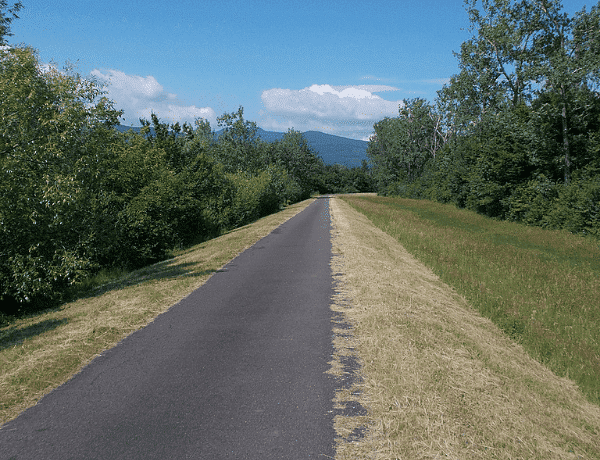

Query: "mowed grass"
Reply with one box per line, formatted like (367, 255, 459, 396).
(329, 196, 600, 459)
(341, 194, 600, 406)
(0, 199, 314, 426)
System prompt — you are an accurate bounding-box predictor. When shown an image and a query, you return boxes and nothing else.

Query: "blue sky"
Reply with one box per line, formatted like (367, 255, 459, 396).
(9, 0, 592, 140)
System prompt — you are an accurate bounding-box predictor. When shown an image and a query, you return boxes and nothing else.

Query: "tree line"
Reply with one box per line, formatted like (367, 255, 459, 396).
(368, 0, 600, 238)
(0, 5, 373, 312)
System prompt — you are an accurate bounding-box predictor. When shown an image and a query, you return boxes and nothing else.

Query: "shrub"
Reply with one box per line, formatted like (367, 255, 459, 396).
(504, 174, 557, 225)
(0, 46, 121, 307)
(114, 177, 179, 268)
(219, 166, 299, 230)
(1, 246, 94, 311)
(543, 175, 600, 237)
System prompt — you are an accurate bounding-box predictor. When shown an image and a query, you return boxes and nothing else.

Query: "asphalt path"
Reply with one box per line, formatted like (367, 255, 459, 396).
(0, 198, 337, 459)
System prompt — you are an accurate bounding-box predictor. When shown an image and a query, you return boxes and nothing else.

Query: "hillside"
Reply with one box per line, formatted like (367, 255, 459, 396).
(115, 126, 369, 167)
(252, 129, 369, 167)
(300, 131, 368, 167)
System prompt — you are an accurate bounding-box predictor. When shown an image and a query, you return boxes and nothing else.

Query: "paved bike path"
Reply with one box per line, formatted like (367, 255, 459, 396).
(0, 198, 336, 459)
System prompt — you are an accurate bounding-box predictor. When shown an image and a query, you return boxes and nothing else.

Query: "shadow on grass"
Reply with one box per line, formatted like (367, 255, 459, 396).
(0, 200, 301, 329)
(71, 260, 219, 302)
(1, 254, 220, 330)
(0, 202, 302, 330)
(0, 297, 65, 329)
(0, 318, 68, 352)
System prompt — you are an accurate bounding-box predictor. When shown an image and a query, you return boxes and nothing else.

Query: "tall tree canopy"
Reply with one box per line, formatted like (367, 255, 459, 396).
(0, 46, 123, 303)
(442, 0, 600, 184)
(0, 1, 22, 45)
(368, 0, 600, 236)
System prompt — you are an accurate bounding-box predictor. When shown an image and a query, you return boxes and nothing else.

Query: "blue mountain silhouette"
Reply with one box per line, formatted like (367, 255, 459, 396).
(116, 126, 369, 167)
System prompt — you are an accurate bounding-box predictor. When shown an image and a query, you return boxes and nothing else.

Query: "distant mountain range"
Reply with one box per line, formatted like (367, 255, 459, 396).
(252, 129, 369, 167)
(115, 126, 369, 167)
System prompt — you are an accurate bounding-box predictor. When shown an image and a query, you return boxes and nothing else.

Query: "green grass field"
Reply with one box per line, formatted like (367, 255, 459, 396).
(341, 194, 600, 406)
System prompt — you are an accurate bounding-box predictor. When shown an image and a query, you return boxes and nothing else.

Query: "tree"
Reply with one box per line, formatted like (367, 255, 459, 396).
(442, 0, 600, 185)
(367, 99, 448, 193)
(139, 113, 196, 173)
(465, 108, 537, 217)
(265, 129, 324, 198)
(532, 2, 600, 184)
(0, 0, 22, 45)
(213, 106, 263, 173)
(0, 46, 123, 306)
(459, 0, 557, 108)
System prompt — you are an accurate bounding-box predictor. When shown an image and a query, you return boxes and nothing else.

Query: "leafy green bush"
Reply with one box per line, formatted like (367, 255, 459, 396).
(172, 153, 226, 245)
(504, 174, 557, 225)
(0, 46, 121, 308)
(265, 129, 325, 198)
(220, 168, 293, 230)
(114, 177, 179, 268)
(503, 169, 600, 238)
(1, 247, 95, 310)
(262, 164, 302, 209)
(543, 175, 600, 237)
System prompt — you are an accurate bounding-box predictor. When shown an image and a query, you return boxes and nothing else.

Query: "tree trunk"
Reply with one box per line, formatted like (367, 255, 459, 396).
(560, 85, 570, 185)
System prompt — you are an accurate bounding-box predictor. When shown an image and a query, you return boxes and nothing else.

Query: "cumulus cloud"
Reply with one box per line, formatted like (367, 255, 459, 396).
(90, 69, 216, 127)
(260, 84, 404, 140)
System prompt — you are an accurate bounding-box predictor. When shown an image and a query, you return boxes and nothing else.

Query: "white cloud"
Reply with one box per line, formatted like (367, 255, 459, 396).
(421, 78, 451, 86)
(260, 84, 404, 140)
(360, 75, 396, 83)
(347, 84, 402, 93)
(90, 69, 217, 127)
(307, 84, 377, 100)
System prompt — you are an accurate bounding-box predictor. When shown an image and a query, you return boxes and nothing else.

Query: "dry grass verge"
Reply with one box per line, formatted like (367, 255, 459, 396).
(329, 196, 600, 459)
(0, 199, 314, 426)
(343, 195, 600, 405)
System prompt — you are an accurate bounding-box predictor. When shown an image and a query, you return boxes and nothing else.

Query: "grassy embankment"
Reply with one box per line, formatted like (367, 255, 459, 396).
(0, 198, 314, 426)
(344, 194, 600, 406)
(329, 195, 600, 459)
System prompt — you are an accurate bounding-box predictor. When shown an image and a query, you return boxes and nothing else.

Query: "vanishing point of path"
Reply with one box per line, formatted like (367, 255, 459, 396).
(0, 198, 337, 459)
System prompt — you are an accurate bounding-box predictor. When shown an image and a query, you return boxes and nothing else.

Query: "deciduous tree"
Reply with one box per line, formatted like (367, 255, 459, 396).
(367, 99, 448, 193)
(0, 0, 22, 45)
(0, 46, 122, 306)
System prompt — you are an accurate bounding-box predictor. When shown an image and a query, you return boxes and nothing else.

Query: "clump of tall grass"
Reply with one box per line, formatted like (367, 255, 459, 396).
(342, 195, 600, 405)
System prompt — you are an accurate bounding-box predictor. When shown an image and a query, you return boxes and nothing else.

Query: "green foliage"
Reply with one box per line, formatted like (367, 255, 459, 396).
(418, 141, 471, 206)
(213, 106, 263, 174)
(0, 60, 334, 312)
(263, 164, 303, 207)
(220, 165, 300, 230)
(368, 0, 600, 240)
(463, 110, 535, 218)
(543, 173, 600, 237)
(504, 174, 557, 225)
(0, 33, 372, 312)
(0, 0, 22, 45)
(221, 172, 269, 228)
(0, 46, 304, 309)
(115, 180, 178, 268)
(87, 120, 234, 269)
(0, 46, 122, 307)
(317, 162, 374, 194)
(264, 129, 324, 199)
(368, 98, 446, 193)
